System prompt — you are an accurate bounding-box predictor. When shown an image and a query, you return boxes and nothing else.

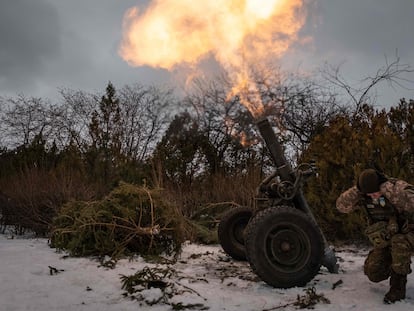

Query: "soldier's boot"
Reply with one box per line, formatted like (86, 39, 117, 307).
(383, 272, 407, 304)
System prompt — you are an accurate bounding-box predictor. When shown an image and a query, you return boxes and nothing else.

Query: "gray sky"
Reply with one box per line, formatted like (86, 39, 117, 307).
(1, 0, 413, 108)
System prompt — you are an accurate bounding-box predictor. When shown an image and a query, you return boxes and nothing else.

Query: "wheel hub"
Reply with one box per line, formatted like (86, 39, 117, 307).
(266, 227, 310, 269)
(280, 241, 291, 252)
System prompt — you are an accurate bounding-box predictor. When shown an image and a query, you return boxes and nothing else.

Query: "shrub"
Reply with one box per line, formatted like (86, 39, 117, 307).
(51, 182, 189, 258)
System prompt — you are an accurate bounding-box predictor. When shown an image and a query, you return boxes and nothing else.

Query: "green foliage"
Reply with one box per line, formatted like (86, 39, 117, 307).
(388, 98, 414, 178)
(0, 133, 57, 178)
(153, 112, 203, 185)
(51, 182, 188, 258)
(301, 104, 414, 241)
(86, 82, 123, 185)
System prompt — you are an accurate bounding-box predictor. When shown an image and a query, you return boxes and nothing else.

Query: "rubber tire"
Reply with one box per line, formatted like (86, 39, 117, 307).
(245, 206, 324, 288)
(218, 206, 253, 261)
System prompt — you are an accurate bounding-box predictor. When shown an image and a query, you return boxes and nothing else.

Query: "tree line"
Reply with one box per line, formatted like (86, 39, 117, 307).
(0, 61, 413, 242)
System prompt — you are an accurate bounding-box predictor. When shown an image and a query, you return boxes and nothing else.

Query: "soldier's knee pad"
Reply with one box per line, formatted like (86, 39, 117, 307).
(364, 263, 390, 282)
(364, 248, 392, 282)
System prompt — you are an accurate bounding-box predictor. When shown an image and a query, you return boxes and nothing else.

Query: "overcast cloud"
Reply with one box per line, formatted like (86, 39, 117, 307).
(0, 0, 413, 108)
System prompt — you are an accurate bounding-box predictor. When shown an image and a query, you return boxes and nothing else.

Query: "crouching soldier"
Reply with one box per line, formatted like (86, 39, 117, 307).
(336, 169, 414, 303)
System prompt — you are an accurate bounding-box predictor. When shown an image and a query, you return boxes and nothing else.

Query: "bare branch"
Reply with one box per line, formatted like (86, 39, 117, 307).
(320, 53, 414, 116)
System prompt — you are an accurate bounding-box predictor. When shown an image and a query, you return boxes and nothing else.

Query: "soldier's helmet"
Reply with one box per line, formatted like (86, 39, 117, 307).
(358, 169, 380, 194)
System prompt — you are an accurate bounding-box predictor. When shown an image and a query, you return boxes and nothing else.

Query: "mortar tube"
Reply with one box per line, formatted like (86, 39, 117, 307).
(255, 117, 294, 183)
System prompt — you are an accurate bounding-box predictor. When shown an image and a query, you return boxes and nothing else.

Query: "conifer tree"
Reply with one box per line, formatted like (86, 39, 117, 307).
(301, 104, 408, 240)
(87, 82, 123, 184)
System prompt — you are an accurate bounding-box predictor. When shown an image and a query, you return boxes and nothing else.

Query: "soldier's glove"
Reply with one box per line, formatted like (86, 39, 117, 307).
(365, 221, 391, 248)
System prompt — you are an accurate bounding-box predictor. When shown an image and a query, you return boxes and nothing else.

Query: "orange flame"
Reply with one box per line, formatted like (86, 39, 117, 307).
(119, 0, 307, 118)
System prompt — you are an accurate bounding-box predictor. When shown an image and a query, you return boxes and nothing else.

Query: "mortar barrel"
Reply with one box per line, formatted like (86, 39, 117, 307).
(255, 117, 293, 182)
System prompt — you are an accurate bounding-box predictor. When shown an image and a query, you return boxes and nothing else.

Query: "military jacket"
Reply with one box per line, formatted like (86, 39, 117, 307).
(336, 179, 414, 225)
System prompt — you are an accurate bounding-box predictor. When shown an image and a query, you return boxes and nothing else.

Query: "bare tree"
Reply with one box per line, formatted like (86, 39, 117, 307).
(54, 89, 98, 150)
(321, 54, 414, 116)
(54, 83, 175, 162)
(241, 65, 343, 154)
(0, 95, 54, 148)
(184, 75, 259, 173)
(118, 84, 176, 162)
(278, 79, 345, 156)
(180, 64, 347, 170)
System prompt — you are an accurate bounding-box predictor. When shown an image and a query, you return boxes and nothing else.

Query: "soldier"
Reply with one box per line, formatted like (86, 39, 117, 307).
(336, 169, 414, 303)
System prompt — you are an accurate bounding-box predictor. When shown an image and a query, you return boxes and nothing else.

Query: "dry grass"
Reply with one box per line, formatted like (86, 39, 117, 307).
(0, 166, 98, 235)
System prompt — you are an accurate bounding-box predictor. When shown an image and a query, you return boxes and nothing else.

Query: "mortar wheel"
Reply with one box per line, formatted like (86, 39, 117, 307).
(245, 206, 323, 288)
(218, 206, 253, 261)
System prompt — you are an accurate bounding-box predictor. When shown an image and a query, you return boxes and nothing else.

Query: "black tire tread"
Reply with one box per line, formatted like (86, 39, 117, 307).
(245, 205, 324, 288)
(218, 206, 253, 261)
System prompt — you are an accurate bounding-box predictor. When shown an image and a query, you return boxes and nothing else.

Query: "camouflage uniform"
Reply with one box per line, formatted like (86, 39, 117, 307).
(336, 178, 414, 303)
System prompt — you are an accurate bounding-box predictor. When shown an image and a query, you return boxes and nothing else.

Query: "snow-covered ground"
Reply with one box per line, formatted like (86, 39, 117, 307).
(0, 233, 413, 311)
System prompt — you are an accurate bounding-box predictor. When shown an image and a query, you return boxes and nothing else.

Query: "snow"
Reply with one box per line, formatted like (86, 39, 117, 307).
(0, 233, 413, 311)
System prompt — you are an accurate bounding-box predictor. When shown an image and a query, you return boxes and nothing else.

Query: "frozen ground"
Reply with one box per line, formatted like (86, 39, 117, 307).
(0, 233, 413, 311)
